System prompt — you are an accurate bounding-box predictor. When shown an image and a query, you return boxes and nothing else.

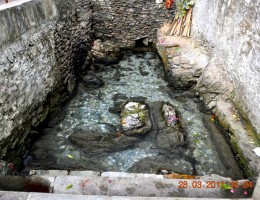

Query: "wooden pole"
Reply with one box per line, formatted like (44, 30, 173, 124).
(169, 19, 178, 35)
(175, 16, 184, 36)
(182, 9, 192, 37)
(187, 9, 192, 36)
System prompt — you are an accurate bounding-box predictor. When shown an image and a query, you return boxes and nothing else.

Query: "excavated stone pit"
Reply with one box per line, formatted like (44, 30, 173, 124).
(22, 51, 245, 182)
(0, 0, 259, 198)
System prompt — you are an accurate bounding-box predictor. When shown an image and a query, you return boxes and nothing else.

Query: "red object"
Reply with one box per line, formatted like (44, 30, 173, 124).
(165, 0, 174, 9)
(8, 163, 17, 173)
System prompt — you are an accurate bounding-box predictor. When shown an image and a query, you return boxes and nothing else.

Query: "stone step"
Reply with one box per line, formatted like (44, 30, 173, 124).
(26, 170, 254, 198)
(0, 191, 254, 200)
(30, 170, 163, 178)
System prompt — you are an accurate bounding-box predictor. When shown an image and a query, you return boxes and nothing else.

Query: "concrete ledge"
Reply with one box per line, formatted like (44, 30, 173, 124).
(30, 170, 68, 176)
(0, 0, 57, 49)
(0, 192, 255, 200)
(27, 193, 255, 200)
(0, 191, 29, 200)
(0, 0, 33, 10)
(101, 171, 163, 179)
(69, 171, 100, 176)
(52, 176, 253, 198)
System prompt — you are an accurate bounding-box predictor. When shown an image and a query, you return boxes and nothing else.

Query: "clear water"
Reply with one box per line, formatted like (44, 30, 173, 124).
(26, 52, 243, 178)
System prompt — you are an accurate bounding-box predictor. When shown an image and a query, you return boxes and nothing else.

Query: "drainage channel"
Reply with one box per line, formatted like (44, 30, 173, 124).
(22, 52, 247, 185)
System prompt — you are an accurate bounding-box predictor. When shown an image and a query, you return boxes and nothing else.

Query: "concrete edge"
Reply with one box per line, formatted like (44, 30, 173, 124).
(0, 192, 255, 200)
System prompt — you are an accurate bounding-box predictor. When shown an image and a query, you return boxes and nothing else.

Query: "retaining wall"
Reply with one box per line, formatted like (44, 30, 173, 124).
(0, 0, 173, 163)
(0, 0, 92, 161)
(192, 0, 260, 135)
(91, 0, 174, 48)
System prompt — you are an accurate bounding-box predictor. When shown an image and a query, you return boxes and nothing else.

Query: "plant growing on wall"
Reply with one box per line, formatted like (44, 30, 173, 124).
(175, 0, 195, 18)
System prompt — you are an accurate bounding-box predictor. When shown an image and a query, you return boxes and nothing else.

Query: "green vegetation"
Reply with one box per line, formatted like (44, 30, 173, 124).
(176, 0, 195, 17)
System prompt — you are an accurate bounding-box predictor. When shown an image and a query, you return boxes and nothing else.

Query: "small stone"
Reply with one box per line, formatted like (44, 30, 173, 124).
(207, 101, 216, 110)
(253, 147, 260, 157)
(142, 37, 149, 46)
(189, 60, 196, 65)
(81, 74, 104, 89)
(181, 64, 192, 69)
(162, 103, 178, 127)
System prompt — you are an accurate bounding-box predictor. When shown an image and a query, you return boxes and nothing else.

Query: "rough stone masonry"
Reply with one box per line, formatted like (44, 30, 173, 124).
(91, 0, 175, 48)
(192, 0, 260, 136)
(0, 0, 93, 162)
(0, 0, 173, 165)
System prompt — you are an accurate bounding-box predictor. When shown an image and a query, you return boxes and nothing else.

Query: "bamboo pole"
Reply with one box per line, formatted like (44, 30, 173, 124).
(175, 16, 185, 36)
(168, 8, 193, 37)
(169, 19, 178, 35)
(182, 9, 192, 37)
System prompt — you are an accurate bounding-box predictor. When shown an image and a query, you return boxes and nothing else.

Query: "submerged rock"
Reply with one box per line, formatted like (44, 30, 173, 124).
(111, 93, 128, 102)
(120, 101, 152, 136)
(108, 106, 121, 114)
(68, 129, 140, 154)
(81, 74, 104, 89)
(128, 155, 193, 174)
(156, 129, 185, 150)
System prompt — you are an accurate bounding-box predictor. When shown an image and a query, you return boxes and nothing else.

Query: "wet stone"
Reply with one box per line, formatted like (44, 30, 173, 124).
(128, 155, 194, 174)
(120, 101, 152, 136)
(25, 52, 243, 179)
(149, 101, 186, 151)
(162, 103, 178, 128)
(68, 129, 140, 154)
(81, 74, 104, 89)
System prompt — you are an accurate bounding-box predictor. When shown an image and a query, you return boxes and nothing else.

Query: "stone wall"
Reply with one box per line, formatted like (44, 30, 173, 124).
(91, 0, 174, 48)
(0, 0, 174, 167)
(0, 0, 92, 163)
(192, 0, 260, 135)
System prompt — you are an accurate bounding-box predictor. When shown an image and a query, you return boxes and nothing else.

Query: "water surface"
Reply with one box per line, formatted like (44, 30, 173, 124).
(25, 52, 243, 179)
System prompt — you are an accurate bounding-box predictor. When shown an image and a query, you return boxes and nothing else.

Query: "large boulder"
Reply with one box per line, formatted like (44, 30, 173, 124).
(195, 56, 234, 110)
(156, 32, 209, 90)
(149, 102, 186, 150)
(91, 39, 122, 64)
(120, 101, 152, 136)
